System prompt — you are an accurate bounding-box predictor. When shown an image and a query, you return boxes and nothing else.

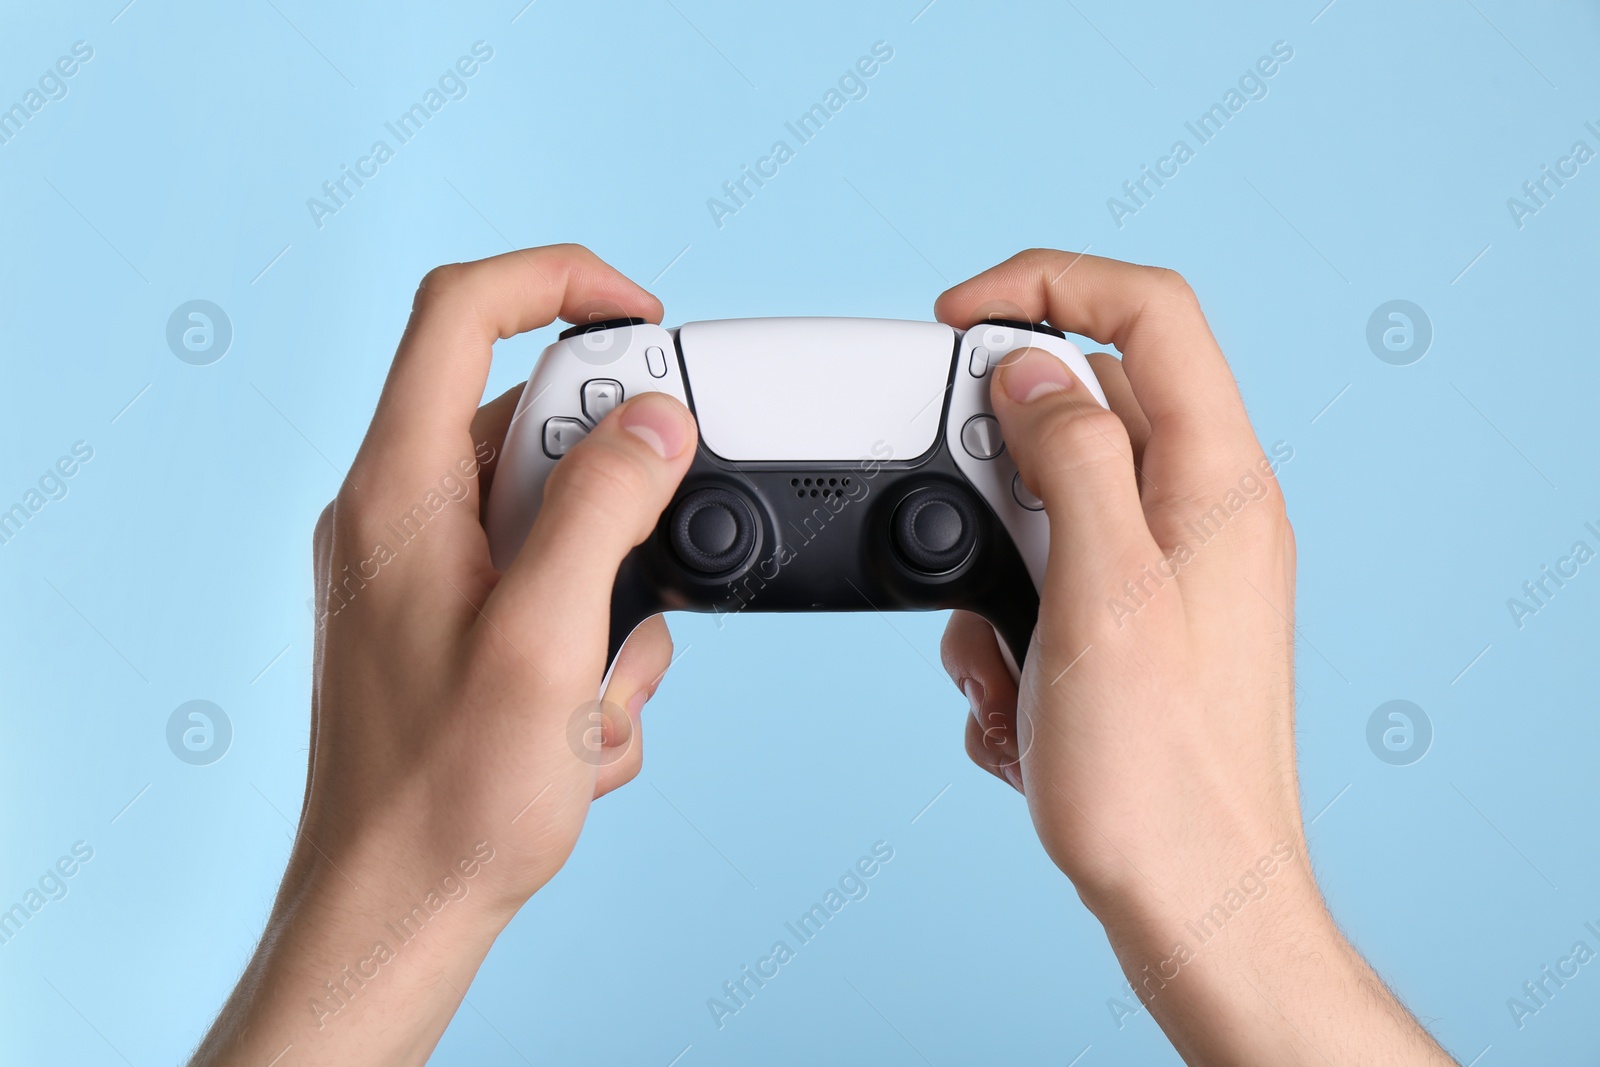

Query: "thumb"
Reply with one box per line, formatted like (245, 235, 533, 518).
(990, 347, 1154, 593)
(489, 392, 697, 677)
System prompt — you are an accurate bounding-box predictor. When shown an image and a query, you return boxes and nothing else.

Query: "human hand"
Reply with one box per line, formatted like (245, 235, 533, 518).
(191, 245, 698, 1065)
(936, 250, 1453, 1065)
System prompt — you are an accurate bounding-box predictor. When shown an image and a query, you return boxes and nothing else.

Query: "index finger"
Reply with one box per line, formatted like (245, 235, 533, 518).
(351, 244, 663, 500)
(933, 249, 1258, 476)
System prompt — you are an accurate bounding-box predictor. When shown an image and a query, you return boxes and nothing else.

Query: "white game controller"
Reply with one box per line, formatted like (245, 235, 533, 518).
(485, 317, 1108, 679)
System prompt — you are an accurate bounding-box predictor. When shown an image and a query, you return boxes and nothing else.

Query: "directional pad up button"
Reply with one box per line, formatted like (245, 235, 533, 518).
(581, 379, 623, 423)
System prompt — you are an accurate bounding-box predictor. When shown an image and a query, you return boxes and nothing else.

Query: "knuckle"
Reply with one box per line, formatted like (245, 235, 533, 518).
(1034, 407, 1132, 469)
(1147, 461, 1290, 552)
(650, 626, 675, 666)
(331, 484, 365, 528)
(463, 630, 535, 686)
(330, 485, 392, 549)
(312, 500, 336, 550)
(938, 610, 991, 684)
(938, 626, 964, 680)
(1151, 266, 1190, 294)
(420, 261, 467, 291)
(962, 721, 989, 764)
(547, 441, 652, 515)
(1085, 350, 1122, 372)
(1149, 267, 1200, 311)
(1238, 459, 1290, 523)
(610, 750, 644, 788)
(1231, 495, 1285, 541)
(547, 241, 593, 260)
(962, 726, 1007, 781)
(623, 619, 675, 682)
(1257, 476, 1289, 521)
(415, 262, 472, 309)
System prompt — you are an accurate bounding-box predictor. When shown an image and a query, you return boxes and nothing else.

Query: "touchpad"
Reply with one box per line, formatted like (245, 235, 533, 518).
(678, 318, 957, 462)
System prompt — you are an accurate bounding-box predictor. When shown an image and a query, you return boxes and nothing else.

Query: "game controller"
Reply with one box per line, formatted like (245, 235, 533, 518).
(485, 317, 1108, 682)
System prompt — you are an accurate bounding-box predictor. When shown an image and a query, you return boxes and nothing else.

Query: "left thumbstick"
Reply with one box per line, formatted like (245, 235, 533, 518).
(668, 487, 757, 576)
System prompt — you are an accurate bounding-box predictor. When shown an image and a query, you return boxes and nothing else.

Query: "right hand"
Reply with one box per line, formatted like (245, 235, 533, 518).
(937, 249, 1303, 909)
(935, 250, 1453, 1065)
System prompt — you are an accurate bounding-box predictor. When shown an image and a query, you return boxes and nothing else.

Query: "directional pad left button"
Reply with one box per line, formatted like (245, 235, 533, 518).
(543, 417, 589, 458)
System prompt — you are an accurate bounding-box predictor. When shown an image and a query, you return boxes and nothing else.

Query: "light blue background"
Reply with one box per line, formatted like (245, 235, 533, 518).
(2, 0, 1598, 1063)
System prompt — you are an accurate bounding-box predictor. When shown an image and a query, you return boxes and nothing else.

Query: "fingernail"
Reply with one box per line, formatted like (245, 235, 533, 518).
(1001, 347, 1074, 404)
(626, 688, 647, 721)
(620, 394, 688, 459)
(962, 678, 984, 720)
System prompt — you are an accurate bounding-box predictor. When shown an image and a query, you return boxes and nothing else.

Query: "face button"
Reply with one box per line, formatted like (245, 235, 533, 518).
(582, 379, 624, 423)
(891, 486, 979, 574)
(542, 416, 589, 458)
(669, 487, 758, 576)
(960, 414, 1005, 460)
(1012, 470, 1044, 511)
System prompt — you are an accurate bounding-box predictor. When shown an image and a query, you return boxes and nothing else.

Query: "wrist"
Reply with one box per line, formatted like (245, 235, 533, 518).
(1077, 837, 1450, 1065)
(192, 828, 517, 1065)
(1049, 786, 1316, 934)
(278, 812, 519, 950)
(1081, 829, 1321, 942)
(290, 780, 547, 924)
(1092, 847, 1334, 1003)
(1063, 820, 1333, 998)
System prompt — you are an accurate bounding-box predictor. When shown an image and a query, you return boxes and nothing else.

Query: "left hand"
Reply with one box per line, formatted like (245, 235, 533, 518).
(191, 244, 698, 1065)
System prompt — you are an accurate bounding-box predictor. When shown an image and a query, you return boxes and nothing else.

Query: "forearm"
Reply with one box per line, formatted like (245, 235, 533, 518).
(1090, 846, 1455, 1066)
(190, 839, 509, 1066)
